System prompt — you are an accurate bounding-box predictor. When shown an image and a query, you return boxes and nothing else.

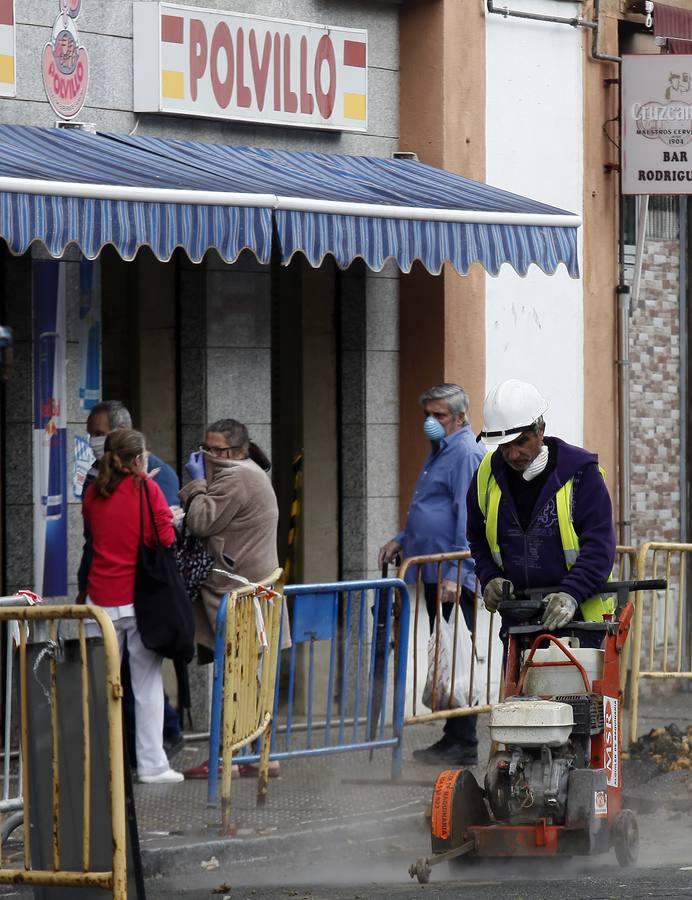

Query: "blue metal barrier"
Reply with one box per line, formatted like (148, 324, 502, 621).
(207, 578, 410, 804)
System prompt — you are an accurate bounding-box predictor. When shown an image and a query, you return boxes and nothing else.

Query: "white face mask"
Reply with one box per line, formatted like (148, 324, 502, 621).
(89, 435, 106, 460)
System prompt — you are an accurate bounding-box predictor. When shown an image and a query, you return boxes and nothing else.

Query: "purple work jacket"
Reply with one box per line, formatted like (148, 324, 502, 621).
(466, 437, 615, 606)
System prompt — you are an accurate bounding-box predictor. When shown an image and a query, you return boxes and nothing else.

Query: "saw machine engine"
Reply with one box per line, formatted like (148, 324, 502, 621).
(485, 695, 595, 825)
(486, 746, 572, 825)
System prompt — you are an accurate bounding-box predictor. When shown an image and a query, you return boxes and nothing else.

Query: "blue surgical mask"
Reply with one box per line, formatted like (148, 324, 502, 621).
(423, 416, 446, 441)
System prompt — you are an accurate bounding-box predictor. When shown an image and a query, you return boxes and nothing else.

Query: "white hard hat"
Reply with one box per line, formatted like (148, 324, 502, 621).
(478, 379, 548, 447)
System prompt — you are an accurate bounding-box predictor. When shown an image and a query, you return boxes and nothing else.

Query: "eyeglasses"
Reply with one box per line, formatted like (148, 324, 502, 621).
(199, 443, 237, 457)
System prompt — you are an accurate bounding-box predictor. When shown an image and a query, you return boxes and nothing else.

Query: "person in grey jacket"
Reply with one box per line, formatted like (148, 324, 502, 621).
(179, 418, 279, 656)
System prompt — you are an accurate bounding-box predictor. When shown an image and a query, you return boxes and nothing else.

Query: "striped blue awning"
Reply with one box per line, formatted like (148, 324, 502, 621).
(0, 125, 579, 277)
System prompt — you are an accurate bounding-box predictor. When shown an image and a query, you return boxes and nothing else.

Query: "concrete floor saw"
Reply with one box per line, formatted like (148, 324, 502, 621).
(409, 578, 665, 884)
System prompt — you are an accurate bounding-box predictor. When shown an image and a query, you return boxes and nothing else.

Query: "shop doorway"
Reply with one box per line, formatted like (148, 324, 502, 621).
(100, 247, 179, 473)
(272, 255, 340, 585)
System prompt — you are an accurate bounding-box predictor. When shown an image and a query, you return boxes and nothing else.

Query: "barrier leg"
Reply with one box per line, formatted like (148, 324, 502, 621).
(391, 589, 410, 782)
(257, 724, 272, 807)
(207, 595, 228, 807)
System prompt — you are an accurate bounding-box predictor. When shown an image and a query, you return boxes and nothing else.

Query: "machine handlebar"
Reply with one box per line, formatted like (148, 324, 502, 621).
(497, 578, 667, 624)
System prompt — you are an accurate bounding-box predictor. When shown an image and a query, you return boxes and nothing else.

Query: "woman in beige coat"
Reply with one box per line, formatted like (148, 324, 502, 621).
(179, 418, 279, 658)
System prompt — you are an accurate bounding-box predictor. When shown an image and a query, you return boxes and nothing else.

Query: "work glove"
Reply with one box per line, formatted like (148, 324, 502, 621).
(483, 578, 514, 613)
(542, 592, 578, 631)
(185, 450, 205, 481)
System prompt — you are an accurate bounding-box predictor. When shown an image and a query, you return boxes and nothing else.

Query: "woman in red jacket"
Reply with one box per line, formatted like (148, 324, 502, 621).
(83, 428, 183, 784)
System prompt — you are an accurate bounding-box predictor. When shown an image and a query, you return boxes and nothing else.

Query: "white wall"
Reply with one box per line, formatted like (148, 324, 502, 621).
(485, 0, 584, 444)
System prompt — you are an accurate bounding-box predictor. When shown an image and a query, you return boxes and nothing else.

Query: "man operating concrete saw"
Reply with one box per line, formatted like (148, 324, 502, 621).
(467, 379, 615, 645)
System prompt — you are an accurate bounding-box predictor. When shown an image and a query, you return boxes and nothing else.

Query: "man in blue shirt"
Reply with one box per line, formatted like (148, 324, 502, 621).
(379, 384, 485, 766)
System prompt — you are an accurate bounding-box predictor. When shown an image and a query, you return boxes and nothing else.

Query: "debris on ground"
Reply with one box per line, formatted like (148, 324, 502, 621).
(624, 724, 692, 772)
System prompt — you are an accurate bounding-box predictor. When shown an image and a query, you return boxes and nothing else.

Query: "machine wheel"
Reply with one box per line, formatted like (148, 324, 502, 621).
(410, 857, 431, 884)
(613, 809, 639, 867)
(430, 768, 489, 855)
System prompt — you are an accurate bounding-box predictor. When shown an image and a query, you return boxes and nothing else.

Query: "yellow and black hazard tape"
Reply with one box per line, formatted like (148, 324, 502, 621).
(283, 450, 304, 582)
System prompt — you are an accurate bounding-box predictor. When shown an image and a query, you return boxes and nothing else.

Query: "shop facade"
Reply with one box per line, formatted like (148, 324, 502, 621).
(0, 0, 405, 598)
(0, 0, 588, 611)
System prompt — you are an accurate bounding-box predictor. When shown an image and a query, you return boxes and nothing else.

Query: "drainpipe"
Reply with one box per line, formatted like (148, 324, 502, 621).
(618, 196, 649, 550)
(680, 197, 688, 548)
(486, 0, 594, 28)
(682, 198, 690, 676)
(486, 0, 621, 63)
(617, 283, 632, 549)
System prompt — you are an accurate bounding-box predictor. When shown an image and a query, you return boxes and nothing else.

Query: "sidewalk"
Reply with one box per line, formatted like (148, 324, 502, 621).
(137, 723, 442, 878)
(136, 688, 692, 881)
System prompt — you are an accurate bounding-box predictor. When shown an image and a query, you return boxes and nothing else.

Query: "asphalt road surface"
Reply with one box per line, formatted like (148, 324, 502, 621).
(144, 865, 692, 899)
(0, 798, 688, 899)
(141, 807, 692, 900)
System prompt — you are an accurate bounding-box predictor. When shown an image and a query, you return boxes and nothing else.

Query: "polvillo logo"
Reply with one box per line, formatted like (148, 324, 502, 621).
(42, 0, 89, 119)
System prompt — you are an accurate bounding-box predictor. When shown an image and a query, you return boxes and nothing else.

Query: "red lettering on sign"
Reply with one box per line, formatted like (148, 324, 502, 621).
(189, 19, 208, 102)
(283, 34, 297, 113)
(49, 60, 84, 100)
(299, 36, 314, 114)
(604, 699, 616, 785)
(210, 21, 233, 109)
(249, 30, 271, 111)
(273, 32, 281, 111)
(314, 34, 336, 119)
(235, 27, 251, 108)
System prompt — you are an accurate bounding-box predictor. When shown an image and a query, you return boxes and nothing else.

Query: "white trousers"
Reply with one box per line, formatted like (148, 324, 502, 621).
(87, 611, 168, 776)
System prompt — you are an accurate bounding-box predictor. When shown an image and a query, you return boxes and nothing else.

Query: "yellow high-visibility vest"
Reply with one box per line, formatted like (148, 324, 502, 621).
(475, 452, 613, 622)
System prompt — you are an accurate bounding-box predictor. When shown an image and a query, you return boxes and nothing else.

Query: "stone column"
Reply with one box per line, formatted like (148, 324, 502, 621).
(340, 260, 400, 582)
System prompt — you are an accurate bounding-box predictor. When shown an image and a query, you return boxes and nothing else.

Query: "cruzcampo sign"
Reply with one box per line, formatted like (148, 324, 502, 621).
(133, 2, 368, 132)
(622, 53, 692, 195)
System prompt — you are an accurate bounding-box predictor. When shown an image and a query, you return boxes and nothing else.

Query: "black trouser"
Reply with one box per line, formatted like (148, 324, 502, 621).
(423, 583, 478, 750)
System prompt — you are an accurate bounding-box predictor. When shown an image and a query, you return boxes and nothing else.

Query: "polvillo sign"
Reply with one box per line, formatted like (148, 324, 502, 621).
(133, 2, 368, 132)
(42, 0, 89, 119)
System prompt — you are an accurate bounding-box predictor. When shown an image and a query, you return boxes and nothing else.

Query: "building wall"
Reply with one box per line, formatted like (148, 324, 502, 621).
(629, 238, 681, 545)
(1, 0, 402, 597)
(398, 0, 486, 523)
(484, 0, 585, 445)
(9, 0, 399, 152)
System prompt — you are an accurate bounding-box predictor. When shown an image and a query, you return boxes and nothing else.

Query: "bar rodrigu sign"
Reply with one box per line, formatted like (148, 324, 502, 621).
(133, 2, 368, 132)
(622, 54, 692, 194)
(42, 0, 89, 119)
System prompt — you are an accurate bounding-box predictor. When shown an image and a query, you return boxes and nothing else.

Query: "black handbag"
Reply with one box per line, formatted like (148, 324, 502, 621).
(174, 492, 213, 604)
(134, 480, 195, 663)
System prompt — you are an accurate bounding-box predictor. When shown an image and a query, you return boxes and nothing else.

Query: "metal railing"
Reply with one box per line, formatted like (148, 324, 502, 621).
(207, 569, 283, 834)
(274, 578, 411, 778)
(399, 547, 640, 729)
(398, 552, 496, 727)
(0, 603, 126, 898)
(0, 595, 34, 829)
(630, 541, 692, 743)
(207, 576, 411, 830)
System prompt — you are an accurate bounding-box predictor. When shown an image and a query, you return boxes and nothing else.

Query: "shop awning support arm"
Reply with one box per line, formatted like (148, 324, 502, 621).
(486, 0, 621, 63)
